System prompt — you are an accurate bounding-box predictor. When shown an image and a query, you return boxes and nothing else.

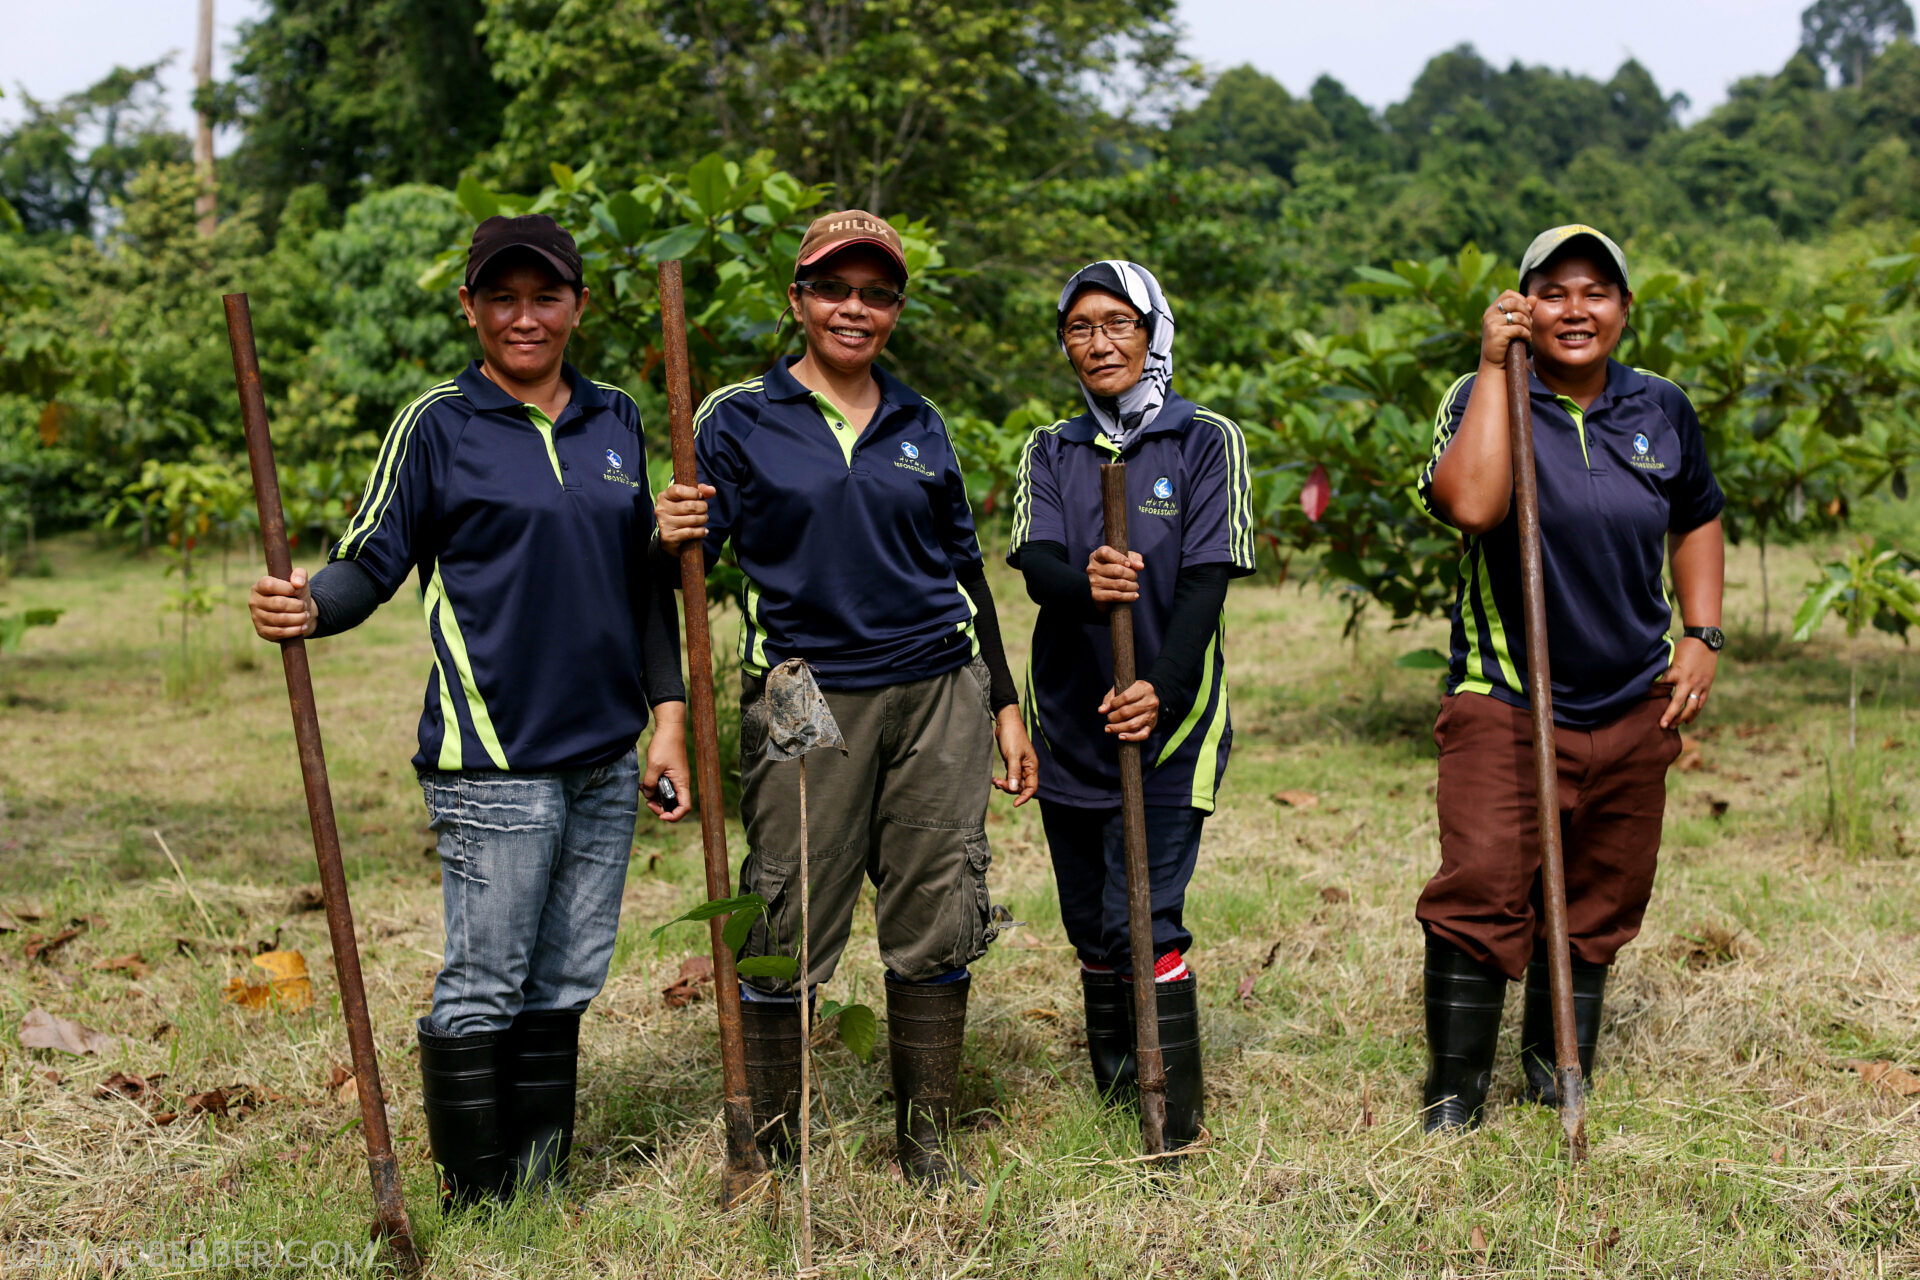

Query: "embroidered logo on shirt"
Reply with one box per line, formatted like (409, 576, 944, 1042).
(1628, 432, 1667, 472)
(894, 438, 934, 476)
(1139, 476, 1178, 518)
(601, 448, 640, 488)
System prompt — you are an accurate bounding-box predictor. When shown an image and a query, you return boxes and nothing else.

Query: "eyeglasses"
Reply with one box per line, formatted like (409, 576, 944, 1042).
(1062, 316, 1143, 345)
(796, 279, 906, 309)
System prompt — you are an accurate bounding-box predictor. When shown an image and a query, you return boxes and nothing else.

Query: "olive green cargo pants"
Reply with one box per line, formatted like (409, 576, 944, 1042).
(736, 659, 999, 993)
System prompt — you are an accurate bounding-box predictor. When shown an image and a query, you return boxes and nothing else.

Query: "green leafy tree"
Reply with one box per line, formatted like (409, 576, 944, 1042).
(0, 63, 187, 236)
(1169, 66, 1329, 180)
(1802, 0, 1916, 86)
(224, 0, 506, 219)
(478, 0, 1189, 217)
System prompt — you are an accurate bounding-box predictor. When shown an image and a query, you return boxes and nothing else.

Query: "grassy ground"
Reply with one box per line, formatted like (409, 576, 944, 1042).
(0, 527, 1916, 1279)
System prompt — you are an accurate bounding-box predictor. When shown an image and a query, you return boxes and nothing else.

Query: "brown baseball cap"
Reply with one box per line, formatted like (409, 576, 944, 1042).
(795, 209, 908, 282)
(465, 214, 584, 289)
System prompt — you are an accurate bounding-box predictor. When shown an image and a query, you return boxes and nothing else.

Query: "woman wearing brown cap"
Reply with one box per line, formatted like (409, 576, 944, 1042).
(248, 214, 692, 1206)
(653, 209, 1038, 1189)
(1414, 224, 1725, 1130)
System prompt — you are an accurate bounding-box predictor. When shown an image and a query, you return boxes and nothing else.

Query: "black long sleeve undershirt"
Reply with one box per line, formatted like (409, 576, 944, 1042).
(955, 561, 1019, 712)
(307, 557, 686, 707)
(307, 559, 382, 639)
(1015, 540, 1231, 724)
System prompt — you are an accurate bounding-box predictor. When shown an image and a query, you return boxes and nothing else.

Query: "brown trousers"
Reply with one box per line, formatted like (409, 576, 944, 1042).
(1417, 688, 1684, 980)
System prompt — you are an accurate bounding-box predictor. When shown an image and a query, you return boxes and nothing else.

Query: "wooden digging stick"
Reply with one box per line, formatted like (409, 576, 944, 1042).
(1504, 340, 1588, 1162)
(657, 261, 771, 1206)
(222, 294, 424, 1274)
(1099, 462, 1168, 1156)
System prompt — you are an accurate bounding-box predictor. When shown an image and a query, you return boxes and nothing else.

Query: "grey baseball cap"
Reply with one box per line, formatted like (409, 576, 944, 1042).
(1518, 224, 1629, 292)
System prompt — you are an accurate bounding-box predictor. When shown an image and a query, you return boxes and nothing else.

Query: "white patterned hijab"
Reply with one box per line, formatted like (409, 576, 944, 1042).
(1057, 260, 1175, 452)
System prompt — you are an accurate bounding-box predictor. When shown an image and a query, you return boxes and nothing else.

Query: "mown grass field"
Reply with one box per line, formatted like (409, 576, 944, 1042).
(0, 525, 1916, 1279)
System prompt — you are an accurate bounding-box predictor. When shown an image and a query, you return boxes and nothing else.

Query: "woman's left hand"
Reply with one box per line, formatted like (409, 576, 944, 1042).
(992, 705, 1039, 806)
(644, 704, 693, 821)
(1656, 639, 1718, 728)
(1100, 680, 1160, 741)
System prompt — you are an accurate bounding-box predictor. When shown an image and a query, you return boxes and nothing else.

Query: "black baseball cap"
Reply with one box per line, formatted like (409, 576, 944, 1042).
(465, 214, 584, 290)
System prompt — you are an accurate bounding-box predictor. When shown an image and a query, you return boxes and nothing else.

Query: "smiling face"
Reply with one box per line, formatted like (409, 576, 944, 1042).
(458, 258, 586, 386)
(788, 247, 902, 376)
(1063, 287, 1148, 398)
(1524, 254, 1630, 381)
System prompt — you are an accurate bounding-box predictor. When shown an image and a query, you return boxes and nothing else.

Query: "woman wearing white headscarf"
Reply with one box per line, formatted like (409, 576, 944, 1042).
(1005, 260, 1255, 1147)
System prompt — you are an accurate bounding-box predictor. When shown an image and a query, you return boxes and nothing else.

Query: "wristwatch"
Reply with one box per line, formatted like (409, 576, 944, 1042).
(1683, 625, 1725, 652)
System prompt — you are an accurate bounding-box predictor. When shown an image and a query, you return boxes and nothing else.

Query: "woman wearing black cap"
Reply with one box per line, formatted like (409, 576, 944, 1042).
(1005, 260, 1255, 1149)
(248, 214, 692, 1206)
(652, 209, 1037, 1189)
(1414, 224, 1725, 1130)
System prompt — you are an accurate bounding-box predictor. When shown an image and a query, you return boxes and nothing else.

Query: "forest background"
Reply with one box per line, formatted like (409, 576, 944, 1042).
(5, 0, 1920, 640)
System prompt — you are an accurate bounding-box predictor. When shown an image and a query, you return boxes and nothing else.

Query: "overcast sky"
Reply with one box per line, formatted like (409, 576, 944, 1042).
(1, 0, 1816, 145)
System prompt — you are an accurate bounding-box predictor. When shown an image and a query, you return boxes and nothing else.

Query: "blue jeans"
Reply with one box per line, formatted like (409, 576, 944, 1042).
(418, 751, 639, 1036)
(1040, 800, 1205, 973)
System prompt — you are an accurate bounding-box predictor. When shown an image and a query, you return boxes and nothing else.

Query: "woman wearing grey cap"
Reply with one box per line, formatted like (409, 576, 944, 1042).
(247, 214, 692, 1207)
(1412, 224, 1726, 1131)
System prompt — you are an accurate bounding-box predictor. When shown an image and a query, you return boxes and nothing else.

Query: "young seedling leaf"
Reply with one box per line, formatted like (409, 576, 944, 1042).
(833, 1002, 878, 1061)
(650, 893, 767, 941)
(734, 955, 799, 981)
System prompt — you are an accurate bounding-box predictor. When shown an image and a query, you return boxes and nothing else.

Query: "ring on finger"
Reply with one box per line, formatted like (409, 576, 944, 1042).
(1502, 310, 1514, 323)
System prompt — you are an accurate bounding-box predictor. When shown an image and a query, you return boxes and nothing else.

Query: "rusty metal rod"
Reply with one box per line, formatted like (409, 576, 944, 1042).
(657, 261, 770, 1207)
(222, 294, 423, 1273)
(1504, 340, 1588, 1161)
(1099, 462, 1168, 1157)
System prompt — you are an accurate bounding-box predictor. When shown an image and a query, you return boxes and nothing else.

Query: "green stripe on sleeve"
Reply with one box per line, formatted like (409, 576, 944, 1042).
(424, 564, 509, 770)
(338, 384, 459, 559)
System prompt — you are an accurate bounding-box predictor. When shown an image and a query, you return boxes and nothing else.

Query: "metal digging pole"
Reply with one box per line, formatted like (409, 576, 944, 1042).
(657, 261, 771, 1207)
(1098, 462, 1168, 1157)
(221, 294, 424, 1274)
(1504, 340, 1588, 1162)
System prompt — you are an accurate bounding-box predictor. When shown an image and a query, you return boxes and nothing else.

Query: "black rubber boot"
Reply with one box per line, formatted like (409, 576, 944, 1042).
(1421, 940, 1508, 1133)
(1153, 975, 1205, 1150)
(886, 974, 979, 1189)
(1520, 957, 1607, 1106)
(500, 1009, 579, 1191)
(741, 996, 804, 1163)
(1080, 971, 1137, 1103)
(417, 1023, 509, 1209)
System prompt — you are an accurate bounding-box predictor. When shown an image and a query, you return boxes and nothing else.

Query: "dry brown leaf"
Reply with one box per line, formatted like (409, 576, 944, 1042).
(24, 924, 85, 962)
(1676, 736, 1706, 772)
(661, 953, 715, 1009)
(40, 1070, 62, 1084)
(1272, 790, 1319, 810)
(1883, 736, 1905, 751)
(182, 1088, 229, 1118)
(1664, 920, 1748, 970)
(1846, 1059, 1920, 1096)
(222, 949, 314, 1012)
(285, 886, 326, 914)
(0, 909, 21, 933)
(1469, 1224, 1489, 1263)
(327, 1064, 359, 1105)
(150, 1112, 178, 1127)
(1235, 970, 1260, 1005)
(1319, 886, 1350, 904)
(1022, 1007, 1060, 1022)
(94, 1071, 154, 1103)
(18, 1007, 122, 1055)
(92, 953, 150, 979)
(1707, 797, 1730, 819)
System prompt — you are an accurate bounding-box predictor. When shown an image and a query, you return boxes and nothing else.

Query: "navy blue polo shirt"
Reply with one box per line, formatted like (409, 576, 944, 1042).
(1417, 359, 1725, 728)
(692, 356, 982, 689)
(1006, 393, 1256, 812)
(329, 360, 667, 772)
